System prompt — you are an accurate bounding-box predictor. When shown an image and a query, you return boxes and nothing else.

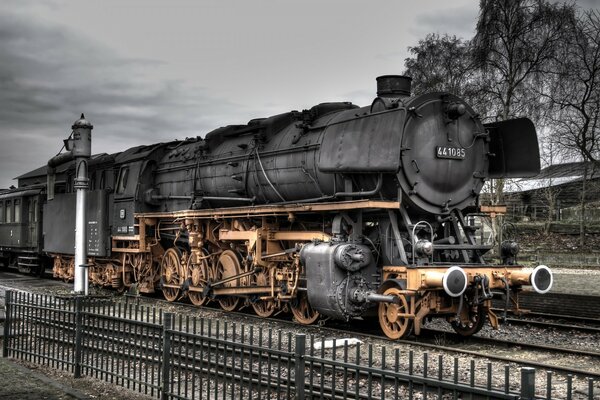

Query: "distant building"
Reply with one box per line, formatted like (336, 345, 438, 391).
(503, 162, 600, 222)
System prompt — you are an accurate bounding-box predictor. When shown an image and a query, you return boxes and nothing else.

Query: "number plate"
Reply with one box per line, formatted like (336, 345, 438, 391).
(436, 146, 465, 160)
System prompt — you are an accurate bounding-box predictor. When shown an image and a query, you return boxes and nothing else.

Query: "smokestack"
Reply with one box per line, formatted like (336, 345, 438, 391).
(376, 75, 412, 98)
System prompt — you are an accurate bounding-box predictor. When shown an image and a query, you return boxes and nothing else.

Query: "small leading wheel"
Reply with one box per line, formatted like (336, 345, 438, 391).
(451, 304, 486, 336)
(161, 248, 183, 302)
(378, 287, 413, 339)
(187, 252, 210, 306)
(291, 291, 319, 325)
(216, 250, 241, 312)
(251, 268, 276, 318)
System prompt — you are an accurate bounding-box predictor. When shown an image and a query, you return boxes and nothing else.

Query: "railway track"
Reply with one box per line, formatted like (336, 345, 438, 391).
(501, 316, 600, 334)
(141, 296, 600, 380)
(2, 271, 600, 381)
(492, 307, 600, 328)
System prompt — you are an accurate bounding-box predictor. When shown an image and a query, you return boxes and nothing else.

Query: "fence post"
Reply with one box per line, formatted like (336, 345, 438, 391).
(294, 334, 306, 400)
(73, 296, 83, 378)
(520, 367, 536, 399)
(2, 290, 12, 357)
(161, 312, 174, 400)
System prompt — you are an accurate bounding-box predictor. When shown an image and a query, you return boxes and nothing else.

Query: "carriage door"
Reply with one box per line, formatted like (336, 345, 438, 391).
(26, 197, 38, 248)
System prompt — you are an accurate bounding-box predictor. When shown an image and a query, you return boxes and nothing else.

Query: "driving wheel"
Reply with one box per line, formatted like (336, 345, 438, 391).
(216, 250, 241, 312)
(251, 268, 276, 318)
(187, 251, 210, 306)
(378, 287, 412, 339)
(291, 291, 319, 325)
(161, 248, 183, 302)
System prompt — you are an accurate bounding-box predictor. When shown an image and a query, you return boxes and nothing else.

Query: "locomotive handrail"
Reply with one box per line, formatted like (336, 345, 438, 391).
(277, 173, 383, 204)
(333, 173, 383, 198)
(151, 194, 256, 203)
(411, 220, 434, 263)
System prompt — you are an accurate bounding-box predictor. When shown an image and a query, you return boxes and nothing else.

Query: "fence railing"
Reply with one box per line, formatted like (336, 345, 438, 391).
(2, 290, 597, 399)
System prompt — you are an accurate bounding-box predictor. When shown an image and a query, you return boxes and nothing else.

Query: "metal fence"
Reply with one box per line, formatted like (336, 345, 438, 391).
(1, 290, 597, 400)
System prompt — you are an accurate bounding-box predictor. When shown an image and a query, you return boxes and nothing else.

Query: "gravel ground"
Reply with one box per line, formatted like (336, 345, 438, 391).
(4, 357, 154, 400)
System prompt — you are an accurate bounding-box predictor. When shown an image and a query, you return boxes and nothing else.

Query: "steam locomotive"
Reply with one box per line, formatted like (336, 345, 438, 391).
(0, 75, 552, 339)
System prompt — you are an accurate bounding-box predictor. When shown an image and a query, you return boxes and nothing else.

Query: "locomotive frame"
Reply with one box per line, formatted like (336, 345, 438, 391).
(2, 75, 553, 340)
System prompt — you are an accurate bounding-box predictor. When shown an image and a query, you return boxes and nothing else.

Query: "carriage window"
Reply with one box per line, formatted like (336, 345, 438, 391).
(5, 200, 11, 223)
(54, 182, 67, 194)
(116, 167, 129, 195)
(33, 199, 38, 222)
(14, 199, 20, 223)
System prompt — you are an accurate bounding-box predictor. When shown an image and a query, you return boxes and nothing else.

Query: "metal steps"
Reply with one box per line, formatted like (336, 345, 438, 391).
(17, 255, 40, 275)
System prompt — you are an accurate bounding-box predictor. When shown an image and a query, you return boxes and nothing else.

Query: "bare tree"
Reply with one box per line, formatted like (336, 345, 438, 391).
(473, 0, 573, 205)
(404, 34, 476, 94)
(538, 141, 562, 225)
(403, 34, 496, 119)
(544, 9, 600, 244)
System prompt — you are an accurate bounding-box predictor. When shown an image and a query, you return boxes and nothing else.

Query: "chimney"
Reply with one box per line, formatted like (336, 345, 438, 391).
(376, 75, 412, 98)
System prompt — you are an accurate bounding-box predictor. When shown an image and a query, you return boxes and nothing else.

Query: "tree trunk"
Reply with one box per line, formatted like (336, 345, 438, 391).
(580, 163, 587, 246)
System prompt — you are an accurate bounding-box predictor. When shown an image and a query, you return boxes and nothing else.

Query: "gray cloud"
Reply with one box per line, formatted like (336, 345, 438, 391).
(0, 10, 249, 187)
(411, 4, 479, 39)
(565, 0, 600, 10)
(0, 0, 495, 189)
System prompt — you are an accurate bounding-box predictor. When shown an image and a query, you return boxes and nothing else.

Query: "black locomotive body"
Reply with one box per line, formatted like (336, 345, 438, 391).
(4, 75, 552, 339)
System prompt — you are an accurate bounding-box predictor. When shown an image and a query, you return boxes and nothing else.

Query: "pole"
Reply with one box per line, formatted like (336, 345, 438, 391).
(294, 334, 306, 400)
(73, 159, 89, 295)
(71, 114, 93, 295)
(520, 367, 535, 399)
(161, 313, 173, 400)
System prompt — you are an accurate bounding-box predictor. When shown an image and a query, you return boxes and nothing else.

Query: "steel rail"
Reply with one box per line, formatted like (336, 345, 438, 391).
(142, 296, 600, 380)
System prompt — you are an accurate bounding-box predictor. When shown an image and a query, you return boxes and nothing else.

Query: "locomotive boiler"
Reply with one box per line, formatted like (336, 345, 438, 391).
(38, 75, 552, 339)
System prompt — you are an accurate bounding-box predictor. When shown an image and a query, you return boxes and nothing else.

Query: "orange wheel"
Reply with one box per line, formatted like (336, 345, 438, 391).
(291, 291, 319, 325)
(216, 250, 241, 312)
(161, 248, 182, 302)
(251, 268, 276, 318)
(187, 252, 210, 306)
(378, 287, 412, 339)
(451, 304, 486, 336)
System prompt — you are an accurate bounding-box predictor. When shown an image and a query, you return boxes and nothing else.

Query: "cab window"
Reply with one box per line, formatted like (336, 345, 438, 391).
(116, 167, 129, 195)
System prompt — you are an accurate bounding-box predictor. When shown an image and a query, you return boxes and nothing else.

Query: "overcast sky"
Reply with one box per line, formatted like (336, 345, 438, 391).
(0, 0, 597, 188)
